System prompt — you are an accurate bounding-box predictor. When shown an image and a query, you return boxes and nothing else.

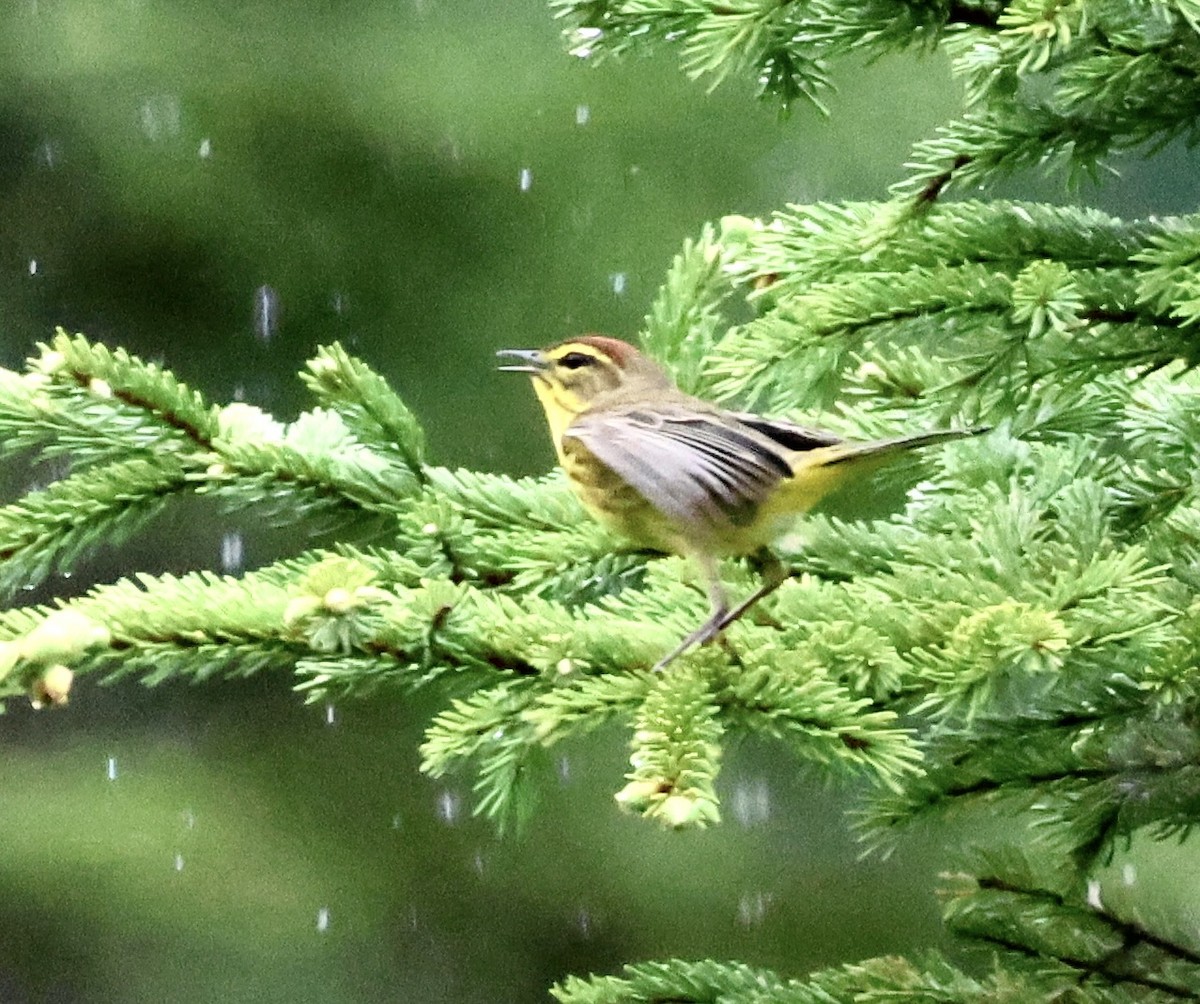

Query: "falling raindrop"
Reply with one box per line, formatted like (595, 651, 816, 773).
(253, 284, 280, 342)
(106, 757, 118, 781)
(181, 809, 196, 830)
(730, 776, 771, 827)
(1086, 878, 1103, 909)
(37, 140, 59, 169)
(575, 104, 590, 126)
(138, 94, 182, 141)
(391, 812, 403, 830)
(437, 789, 461, 824)
(736, 890, 774, 927)
(610, 272, 627, 296)
(325, 702, 337, 726)
(473, 849, 486, 875)
(198, 137, 212, 159)
(219, 532, 244, 573)
(28, 259, 37, 276)
(173, 853, 185, 872)
(1122, 863, 1137, 886)
(576, 906, 593, 938)
(557, 755, 571, 783)
(331, 291, 349, 316)
(569, 26, 603, 58)
(518, 167, 533, 192)
(316, 907, 331, 932)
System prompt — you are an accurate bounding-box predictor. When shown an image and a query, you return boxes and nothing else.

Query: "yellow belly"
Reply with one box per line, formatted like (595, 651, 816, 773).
(560, 442, 682, 553)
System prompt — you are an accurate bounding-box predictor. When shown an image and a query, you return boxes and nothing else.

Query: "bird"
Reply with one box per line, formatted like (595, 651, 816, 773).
(498, 335, 980, 670)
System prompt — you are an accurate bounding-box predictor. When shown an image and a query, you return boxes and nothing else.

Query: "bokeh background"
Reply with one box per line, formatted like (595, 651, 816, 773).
(2, 2, 1198, 1001)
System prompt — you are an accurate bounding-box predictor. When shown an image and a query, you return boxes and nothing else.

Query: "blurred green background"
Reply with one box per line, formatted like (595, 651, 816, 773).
(1, 2, 1197, 1001)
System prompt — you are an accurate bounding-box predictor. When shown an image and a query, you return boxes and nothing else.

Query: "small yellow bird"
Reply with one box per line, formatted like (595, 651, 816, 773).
(499, 335, 980, 669)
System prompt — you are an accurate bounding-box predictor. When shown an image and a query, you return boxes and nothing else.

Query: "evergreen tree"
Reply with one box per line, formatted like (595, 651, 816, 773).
(3, 0, 1200, 999)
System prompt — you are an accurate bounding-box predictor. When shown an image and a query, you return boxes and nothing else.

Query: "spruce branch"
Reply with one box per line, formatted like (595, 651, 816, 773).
(552, 0, 834, 113)
(5, 163, 1200, 1000)
(420, 679, 548, 831)
(552, 958, 789, 1003)
(553, 866, 1200, 1001)
(695, 202, 1199, 421)
(45, 331, 219, 441)
(859, 706, 1200, 867)
(554, 0, 1200, 194)
(0, 335, 441, 589)
(300, 342, 427, 471)
(717, 655, 922, 787)
(0, 455, 191, 598)
(550, 952, 1133, 1003)
(640, 222, 732, 395)
(4, 0, 1200, 997)
(942, 868, 1200, 998)
(0, 332, 217, 465)
(615, 661, 724, 827)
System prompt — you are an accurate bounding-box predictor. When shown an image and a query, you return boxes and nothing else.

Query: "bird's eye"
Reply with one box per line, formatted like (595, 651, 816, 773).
(559, 352, 594, 370)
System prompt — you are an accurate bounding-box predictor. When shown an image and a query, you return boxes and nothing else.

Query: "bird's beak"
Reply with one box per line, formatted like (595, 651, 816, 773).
(496, 348, 547, 374)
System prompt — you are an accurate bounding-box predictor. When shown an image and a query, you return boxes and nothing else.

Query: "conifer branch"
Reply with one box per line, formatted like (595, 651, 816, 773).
(300, 342, 427, 472)
(942, 868, 1200, 998)
(553, 863, 1200, 1001)
(0, 456, 191, 598)
(552, 0, 1200, 194)
(4, 15, 1200, 981)
(641, 222, 731, 395)
(701, 202, 1198, 423)
(3, 201, 1200, 838)
(1, 0, 1199, 998)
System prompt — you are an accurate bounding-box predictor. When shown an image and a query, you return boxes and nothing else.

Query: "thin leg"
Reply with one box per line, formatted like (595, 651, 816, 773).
(653, 553, 728, 672)
(714, 549, 787, 634)
(654, 551, 789, 671)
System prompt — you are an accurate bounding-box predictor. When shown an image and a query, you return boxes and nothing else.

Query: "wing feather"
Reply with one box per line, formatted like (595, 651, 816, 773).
(564, 404, 792, 531)
(726, 412, 844, 453)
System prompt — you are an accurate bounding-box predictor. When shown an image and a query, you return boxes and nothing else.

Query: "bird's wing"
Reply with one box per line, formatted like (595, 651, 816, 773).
(725, 412, 845, 453)
(563, 404, 794, 528)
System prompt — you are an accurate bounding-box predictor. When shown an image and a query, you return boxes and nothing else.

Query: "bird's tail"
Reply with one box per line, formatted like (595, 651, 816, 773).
(819, 426, 988, 466)
(777, 426, 987, 514)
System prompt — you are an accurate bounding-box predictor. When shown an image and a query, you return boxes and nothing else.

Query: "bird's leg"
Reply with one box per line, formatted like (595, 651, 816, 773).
(714, 549, 787, 634)
(653, 554, 728, 672)
(653, 551, 788, 671)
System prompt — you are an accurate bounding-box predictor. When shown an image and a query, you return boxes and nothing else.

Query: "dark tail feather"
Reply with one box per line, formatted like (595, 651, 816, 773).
(820, 426, 988, 466)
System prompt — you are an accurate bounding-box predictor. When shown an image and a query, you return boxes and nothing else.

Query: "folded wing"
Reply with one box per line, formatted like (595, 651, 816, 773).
(563, 404, 811, 530)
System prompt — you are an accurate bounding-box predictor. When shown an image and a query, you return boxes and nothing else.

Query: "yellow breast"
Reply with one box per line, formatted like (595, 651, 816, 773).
(559, 437, 682, 553)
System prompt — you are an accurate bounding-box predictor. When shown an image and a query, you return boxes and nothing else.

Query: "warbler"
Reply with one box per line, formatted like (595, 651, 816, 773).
(498, 335, 980, 669)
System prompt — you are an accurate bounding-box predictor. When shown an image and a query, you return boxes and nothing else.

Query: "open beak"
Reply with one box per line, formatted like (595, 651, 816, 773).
(496, 348, 547, 374)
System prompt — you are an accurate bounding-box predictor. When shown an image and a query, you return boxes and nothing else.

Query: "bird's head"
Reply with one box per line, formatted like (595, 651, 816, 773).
(497, 335, 671, 430)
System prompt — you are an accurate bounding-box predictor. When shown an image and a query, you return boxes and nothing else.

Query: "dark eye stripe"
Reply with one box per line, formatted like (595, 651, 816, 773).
(559, 351, 595, 370)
